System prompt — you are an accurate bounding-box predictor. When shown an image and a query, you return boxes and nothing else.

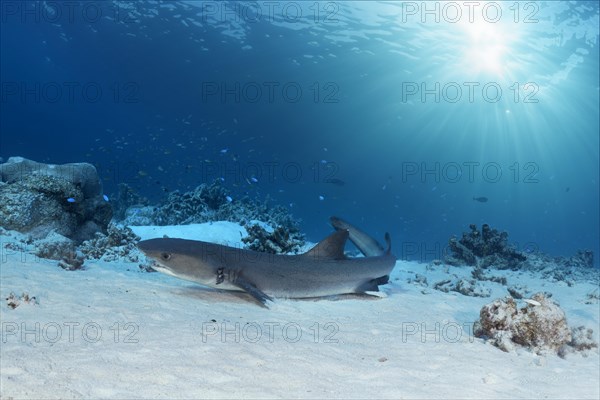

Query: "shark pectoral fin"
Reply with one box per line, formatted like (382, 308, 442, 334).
(355, 275, 390, 294)
(364, 291, 388, 298)
(304, 229, 349, 260)
(232, 276, 273, 308)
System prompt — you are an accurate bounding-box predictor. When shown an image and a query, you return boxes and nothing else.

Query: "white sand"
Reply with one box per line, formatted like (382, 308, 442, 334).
(1, 223, 598, 399)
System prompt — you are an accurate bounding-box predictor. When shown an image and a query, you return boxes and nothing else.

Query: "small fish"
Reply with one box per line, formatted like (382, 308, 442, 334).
(220, 148, 228, 154)
(66, 197, 76, 203)
(319, 195, 325, 201)
(103, 194, 109, 202)
(473, 197, 488, 203)
(225, 196, 233, 203)
(250, 177, 258, 183)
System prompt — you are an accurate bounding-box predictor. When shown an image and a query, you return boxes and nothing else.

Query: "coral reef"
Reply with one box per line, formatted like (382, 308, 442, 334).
(79, 223, 142, 263)
(0, 157, 112, 242)
(120, 181, 301, 229)
(148, 181, 232, 225)
(115, 180, 305, 252)
(2, 165, 306, 264)
(445, 224, 526, 269)
(445, 224, 596, 284)
(473, 293, 596, 356)
(242, 222, 305, 254)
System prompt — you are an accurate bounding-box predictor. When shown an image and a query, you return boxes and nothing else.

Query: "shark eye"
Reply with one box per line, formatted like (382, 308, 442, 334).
(160, 252, 172, 261)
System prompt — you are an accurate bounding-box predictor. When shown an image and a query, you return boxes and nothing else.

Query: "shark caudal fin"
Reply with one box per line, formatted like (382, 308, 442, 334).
(330, 216, 386, 257)
(384, 232, 392, 255)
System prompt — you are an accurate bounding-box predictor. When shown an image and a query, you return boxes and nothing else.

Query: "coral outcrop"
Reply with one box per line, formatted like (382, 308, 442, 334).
(474, 293, 597, 356)
(0, 156, 101, 197)
(445, 224, 526, 269)
(0, 157, 112, 242)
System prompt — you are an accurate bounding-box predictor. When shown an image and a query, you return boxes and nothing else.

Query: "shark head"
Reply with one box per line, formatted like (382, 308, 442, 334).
(138, 238, 221, 287)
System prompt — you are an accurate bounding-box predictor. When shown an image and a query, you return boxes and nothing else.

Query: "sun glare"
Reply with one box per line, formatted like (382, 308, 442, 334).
(458, 13, 514, 77)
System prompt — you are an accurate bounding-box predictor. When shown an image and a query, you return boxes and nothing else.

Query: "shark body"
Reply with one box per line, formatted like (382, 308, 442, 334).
(138, 218, 396, 307)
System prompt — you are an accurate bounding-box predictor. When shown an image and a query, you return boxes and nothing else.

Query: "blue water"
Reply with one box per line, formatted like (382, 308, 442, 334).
(1, 1, 598, 264)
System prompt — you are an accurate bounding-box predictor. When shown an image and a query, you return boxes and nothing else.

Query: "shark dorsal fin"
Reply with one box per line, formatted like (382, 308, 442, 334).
(304, 229, 349, 260)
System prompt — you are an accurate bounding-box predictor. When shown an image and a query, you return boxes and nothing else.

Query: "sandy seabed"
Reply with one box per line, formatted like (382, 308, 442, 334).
(1, 223, 598, 399)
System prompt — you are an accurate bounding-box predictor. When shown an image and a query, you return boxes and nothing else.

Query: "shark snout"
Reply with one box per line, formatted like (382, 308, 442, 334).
(137, 238, 159, 251)
(137, 238, 167, 255)
(137, 239, 150, 253)
(137, 239, 176, 267)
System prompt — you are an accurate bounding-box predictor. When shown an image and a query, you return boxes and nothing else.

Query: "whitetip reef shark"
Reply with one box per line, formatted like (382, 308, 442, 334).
(137, 216, 396, 307)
